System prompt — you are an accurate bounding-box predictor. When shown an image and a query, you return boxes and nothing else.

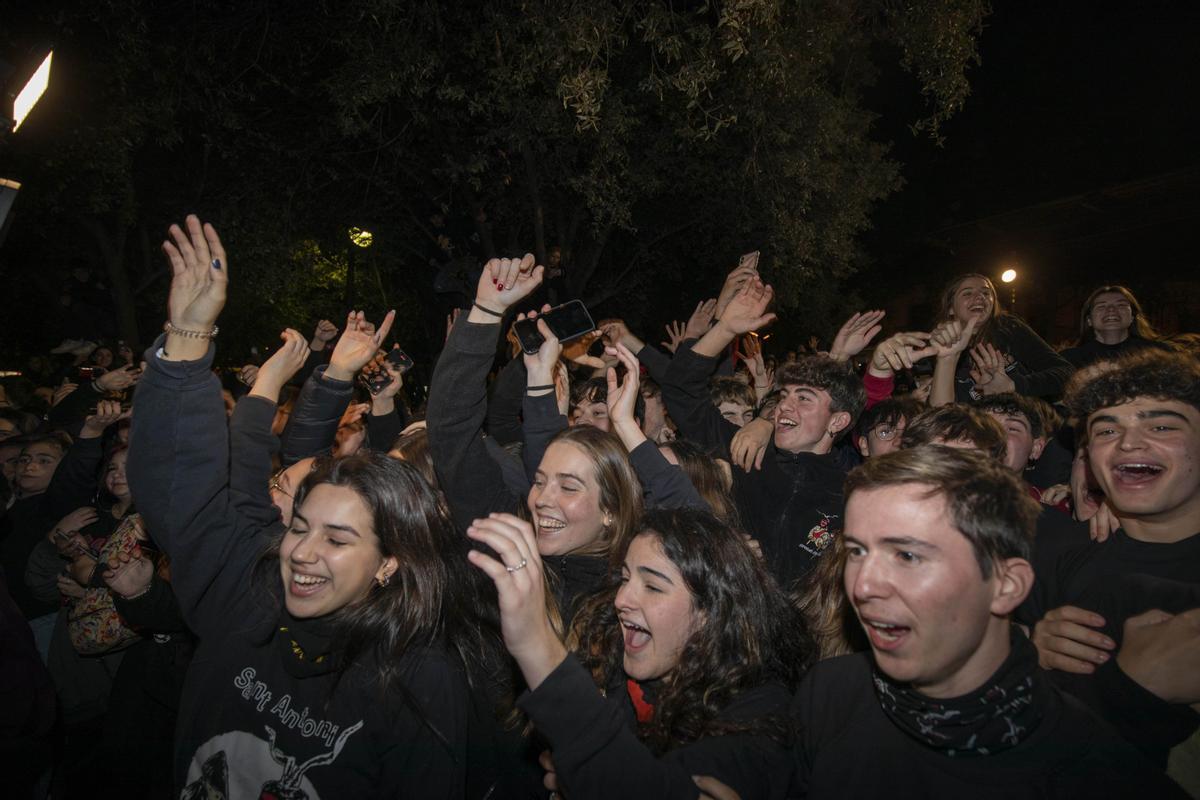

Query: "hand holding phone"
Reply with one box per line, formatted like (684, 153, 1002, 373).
(359, 346, 413, 396)
(511, 300, 596, 355)
(738, 250, 761, 272)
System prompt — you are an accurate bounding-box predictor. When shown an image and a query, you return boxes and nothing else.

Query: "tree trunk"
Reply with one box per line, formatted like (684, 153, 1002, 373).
(80, 216, 140, 346)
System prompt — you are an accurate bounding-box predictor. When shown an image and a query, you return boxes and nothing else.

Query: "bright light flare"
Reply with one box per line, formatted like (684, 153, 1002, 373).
(12, 51, 52, 132)
(1000, 269, 1017, 283)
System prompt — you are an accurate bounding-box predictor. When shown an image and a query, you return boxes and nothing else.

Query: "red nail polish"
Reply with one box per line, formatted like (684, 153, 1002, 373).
(497, 283, 504, 291)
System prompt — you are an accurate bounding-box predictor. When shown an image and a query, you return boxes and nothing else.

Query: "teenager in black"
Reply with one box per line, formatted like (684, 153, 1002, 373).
(1024, 351, 1200, 770)
(661, 275, 866, 589)
(1060, 285, 1174, 369)
(793, 446, 1183, 798)
(470, 507, 810, 799)
(128, 215, 489, 797)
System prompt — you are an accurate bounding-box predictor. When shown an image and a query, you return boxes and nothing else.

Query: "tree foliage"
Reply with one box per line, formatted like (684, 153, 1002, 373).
(2, 0, 987, 359)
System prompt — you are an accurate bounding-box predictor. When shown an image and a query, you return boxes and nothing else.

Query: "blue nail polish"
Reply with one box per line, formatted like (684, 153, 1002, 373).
(211, 258, 222, 270)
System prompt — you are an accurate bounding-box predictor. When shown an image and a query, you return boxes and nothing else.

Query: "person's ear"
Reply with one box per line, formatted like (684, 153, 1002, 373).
(856, 434, 870, 458)
(375, 556, 400, 588)
(990, 557, 1034, 615)
(1029, 437, 1047, 462)
(828, 411, 851, 438)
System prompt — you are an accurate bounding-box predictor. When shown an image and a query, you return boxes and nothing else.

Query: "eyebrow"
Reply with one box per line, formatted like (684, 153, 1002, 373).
(636, 565, 675, 585)
(556, 472, 587, 484)
(1090, 408, 1192, 429)
(880, 536, 940, 552)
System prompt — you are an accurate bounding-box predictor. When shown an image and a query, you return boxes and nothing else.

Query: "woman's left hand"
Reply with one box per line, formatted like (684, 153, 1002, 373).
(467, 513, 566, 690)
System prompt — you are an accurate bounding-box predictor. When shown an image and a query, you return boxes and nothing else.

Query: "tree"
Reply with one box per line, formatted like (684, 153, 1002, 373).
(1, 0, 986, 360)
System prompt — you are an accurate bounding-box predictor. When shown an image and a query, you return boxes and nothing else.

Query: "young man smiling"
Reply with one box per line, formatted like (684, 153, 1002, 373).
(791, 445, 1184, 798)
(1022, 351, 1200, 771)
(662, 277, 865, 587)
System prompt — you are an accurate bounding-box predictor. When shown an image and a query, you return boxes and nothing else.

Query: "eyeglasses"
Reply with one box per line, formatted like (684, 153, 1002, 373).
(872, 425, 903, 441)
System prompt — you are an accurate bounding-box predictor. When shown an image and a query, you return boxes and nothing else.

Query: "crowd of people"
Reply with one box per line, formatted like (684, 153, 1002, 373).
(2, 214, 1197, 799)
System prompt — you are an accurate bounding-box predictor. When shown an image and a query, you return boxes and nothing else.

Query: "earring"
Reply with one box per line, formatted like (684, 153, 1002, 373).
(377, 573, 391, 588)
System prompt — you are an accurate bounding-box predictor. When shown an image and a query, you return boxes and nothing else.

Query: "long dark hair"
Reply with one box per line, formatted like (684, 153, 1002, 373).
(659, 439, 740, 528)
(570, 508, 814, 754)
(265, 451, 497, 694)
(1077, 285, 1160, 344)
(936, 273, 1003, 347)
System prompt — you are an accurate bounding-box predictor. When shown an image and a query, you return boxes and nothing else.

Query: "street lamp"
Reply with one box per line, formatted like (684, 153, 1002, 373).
(348, 227, 374, 248)
(1000, 268, 1017, 311)
(9, 50, 53, 132)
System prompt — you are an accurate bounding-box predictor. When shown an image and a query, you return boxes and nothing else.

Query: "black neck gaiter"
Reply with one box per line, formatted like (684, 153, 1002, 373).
(873, 627, 1044, 757)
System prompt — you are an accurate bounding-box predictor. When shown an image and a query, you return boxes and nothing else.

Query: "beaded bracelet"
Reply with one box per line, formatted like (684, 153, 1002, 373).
(163, 321, 219, 339)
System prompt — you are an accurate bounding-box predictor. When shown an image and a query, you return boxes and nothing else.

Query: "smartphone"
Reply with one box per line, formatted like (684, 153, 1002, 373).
(739, 250, 761, 272)
(359, 348, 414, 395)
(511, 300, 596, 355)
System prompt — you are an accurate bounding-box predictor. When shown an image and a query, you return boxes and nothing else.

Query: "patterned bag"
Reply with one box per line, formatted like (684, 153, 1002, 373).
(66, 514, 146, 655)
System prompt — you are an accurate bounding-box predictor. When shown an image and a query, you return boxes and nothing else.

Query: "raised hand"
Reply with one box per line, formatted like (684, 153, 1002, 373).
(661, 320, 687, 354)
(326, 310, 396, 382)
(162, 214, 227, 361)
(683, 298, 718, 340)
(869, 332, 936, 376)
(971, 342, 1016, 394)
(95, 364, 141, 393)
(598, 318, 645, 354)
(251, 329, 310, 401)
(929, 315, 978, 359)
(738, 335, 771, 393)
(561, 330, 606, 370)
(520, 307, 563, 389)
(80, 399, 131, 439)
(715, 264, 759, 319)
(716, 277, 777, 337)
(473, 254, 545, 316)
(310, 319, 339, 351)
(605, 344, 644, 451)
(239, 364, 260, 387)
(829, 310, 886, 363)
(466, 513, 566, 690)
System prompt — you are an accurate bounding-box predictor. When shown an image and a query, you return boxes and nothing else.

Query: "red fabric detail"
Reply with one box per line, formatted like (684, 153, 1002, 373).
(863, 372, 895, 409)
(627, 678, 655, 724)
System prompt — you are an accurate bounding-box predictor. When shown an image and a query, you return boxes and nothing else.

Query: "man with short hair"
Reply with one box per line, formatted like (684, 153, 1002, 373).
(710, 376, 757, 428)
(900, 403, 1008, 462)
(792, 445, 1185, 797)
(663, 277, 865, 586)
(1022, 350, 1200, 772)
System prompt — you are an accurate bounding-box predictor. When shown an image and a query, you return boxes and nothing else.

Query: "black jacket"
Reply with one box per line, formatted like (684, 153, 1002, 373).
(519, 655, 793, 800)
(1059, 335, 1174, 369)
(952, 315, 1073, 401)
(128, 338, 470, 798)
(662, 345, 845, 588)
(792, 652, 1186, 798)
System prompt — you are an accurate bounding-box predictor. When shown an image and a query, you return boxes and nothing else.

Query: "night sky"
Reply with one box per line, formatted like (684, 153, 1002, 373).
(862, 0, 1200, 341)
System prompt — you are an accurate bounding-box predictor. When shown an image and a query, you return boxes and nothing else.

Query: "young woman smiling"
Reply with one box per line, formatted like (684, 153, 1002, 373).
(928, 273, 1073, 405)
(468, 507, 813, 799)
(427, 255, 643, 625)
(127, 215, 493, 798)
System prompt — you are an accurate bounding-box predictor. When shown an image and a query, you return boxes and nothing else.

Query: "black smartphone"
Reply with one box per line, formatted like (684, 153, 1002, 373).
(512, 300, 596, 355)
(359, 348, 414, 395)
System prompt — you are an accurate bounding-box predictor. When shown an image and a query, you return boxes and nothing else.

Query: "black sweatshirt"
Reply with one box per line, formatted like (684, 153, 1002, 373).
(662, 344, 846, 588)
(1018, 529, 1200, 765)
(792, 652, 1187, 798)
(519, 655, 793, 800)
(278, 365, 353, 466)
(1059, 335, 1174, 370)
(952, 315, 1074, 401)
(128, 338, 470, 798)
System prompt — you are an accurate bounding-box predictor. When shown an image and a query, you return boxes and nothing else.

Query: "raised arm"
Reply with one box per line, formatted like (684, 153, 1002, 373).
(126, 214, 272, 638)
(427, 255, 545, 531)
(521, 309, 568, 481)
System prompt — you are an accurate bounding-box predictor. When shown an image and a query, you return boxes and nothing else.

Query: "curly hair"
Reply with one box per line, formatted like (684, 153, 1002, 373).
(901, 403, 1007, 463)
(774, 355, 867, 437)
(569, 508, 814, 754)
(1064, 350, 1200, 427)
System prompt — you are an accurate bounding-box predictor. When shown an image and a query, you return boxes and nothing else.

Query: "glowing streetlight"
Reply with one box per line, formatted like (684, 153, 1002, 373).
(348, 227, 374, 248)
(1001, 268, 1017, 283)
(10, 51, 53, 132)
(1000, 268, 1018, 310)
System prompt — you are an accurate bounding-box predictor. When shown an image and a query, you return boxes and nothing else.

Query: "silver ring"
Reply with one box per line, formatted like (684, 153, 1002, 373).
(505, 558, 528, 573)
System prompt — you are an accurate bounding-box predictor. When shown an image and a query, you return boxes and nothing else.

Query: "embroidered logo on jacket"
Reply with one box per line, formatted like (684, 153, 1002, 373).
(801, 511, 839, 555)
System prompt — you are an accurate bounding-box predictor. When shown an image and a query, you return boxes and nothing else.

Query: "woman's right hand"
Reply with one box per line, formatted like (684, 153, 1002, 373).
(161, 215, 228, 360)
(520, 306, 562, 386)
(473, 254, 545, 316)
(326, 310, 396, 382)
(467, 513, 566, 690)
(250, 329, 310, 401)
(929, 316, 978, 359)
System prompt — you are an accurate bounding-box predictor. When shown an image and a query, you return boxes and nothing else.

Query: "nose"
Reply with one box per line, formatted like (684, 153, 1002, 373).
(533, 483, 558, 508)
(848, 552, 889, 605)
(289, 531, 319, 564)
(615, 579, 637, 612)
(1117, 427, 1146, 451)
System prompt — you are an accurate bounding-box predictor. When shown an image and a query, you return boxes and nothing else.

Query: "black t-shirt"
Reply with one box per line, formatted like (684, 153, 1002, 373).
(791, 652, 1187, 798)
(1019, 529, 1200, 764)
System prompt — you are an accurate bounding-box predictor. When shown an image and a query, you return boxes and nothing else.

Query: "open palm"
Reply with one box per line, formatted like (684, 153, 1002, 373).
(163, 215, 228, 330)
